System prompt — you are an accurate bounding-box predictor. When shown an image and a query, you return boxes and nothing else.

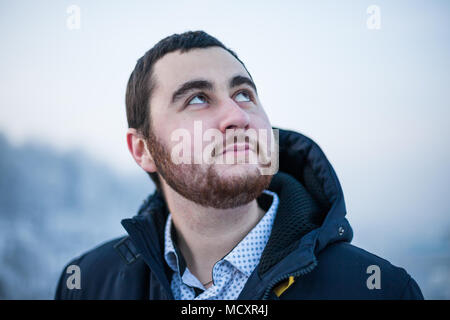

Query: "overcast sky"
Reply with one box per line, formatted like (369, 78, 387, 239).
(0, 0, 449, 258)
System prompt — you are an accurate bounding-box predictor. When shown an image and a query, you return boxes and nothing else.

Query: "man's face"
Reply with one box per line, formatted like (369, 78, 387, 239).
(146, 47, 275, 208)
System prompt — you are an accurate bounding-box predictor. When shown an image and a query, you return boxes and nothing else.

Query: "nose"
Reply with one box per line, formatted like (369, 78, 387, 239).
(218, 98, 250, 133)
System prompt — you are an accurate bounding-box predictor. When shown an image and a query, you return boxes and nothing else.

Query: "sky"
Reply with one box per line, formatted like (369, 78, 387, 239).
(0, 0, 449, 260)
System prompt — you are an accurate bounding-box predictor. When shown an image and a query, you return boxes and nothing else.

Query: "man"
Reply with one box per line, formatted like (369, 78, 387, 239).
(55, 31, 423, 300)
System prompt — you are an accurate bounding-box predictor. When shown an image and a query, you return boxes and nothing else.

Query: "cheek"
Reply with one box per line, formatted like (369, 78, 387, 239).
(249, 111, 275, 149)
(250, 110, 272, 132)
(157, 120, 209, 163)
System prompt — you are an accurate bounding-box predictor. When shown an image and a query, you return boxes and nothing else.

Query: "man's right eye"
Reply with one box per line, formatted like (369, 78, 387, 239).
(187, 94, 208, 105)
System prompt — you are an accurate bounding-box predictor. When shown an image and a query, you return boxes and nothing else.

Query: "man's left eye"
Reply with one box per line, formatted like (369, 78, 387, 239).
(235, 91, 251, 102)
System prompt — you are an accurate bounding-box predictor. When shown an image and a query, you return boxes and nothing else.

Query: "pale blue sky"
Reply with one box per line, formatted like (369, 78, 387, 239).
(0, 0, 449, 260)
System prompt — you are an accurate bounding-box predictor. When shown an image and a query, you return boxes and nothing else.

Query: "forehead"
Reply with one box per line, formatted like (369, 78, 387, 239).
(152, 47, 249, 95)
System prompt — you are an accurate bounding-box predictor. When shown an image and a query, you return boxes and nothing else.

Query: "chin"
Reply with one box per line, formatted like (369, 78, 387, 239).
(214, 163, 261, 179)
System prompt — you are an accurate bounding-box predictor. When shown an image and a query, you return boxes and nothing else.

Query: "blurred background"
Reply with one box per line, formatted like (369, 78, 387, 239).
(0, 0, 449, 299)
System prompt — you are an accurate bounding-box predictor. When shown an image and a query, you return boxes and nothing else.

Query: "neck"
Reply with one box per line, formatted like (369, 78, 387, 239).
(162, 182, 265, 286)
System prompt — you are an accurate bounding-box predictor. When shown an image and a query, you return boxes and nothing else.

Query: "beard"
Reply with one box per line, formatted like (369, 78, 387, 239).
(146, 129, 273, 209)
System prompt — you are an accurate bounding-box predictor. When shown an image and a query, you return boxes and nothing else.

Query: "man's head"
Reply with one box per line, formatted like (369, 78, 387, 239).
(126, 30, 276, 209)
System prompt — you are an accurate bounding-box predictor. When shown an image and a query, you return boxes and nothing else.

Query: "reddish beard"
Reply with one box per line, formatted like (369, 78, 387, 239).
(146, 129, 273, 209)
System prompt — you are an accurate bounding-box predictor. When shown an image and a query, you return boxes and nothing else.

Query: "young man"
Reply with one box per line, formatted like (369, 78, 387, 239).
(55, 31, 423, 300)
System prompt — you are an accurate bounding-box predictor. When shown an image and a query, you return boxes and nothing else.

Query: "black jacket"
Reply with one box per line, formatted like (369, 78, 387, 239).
(55, 128, 424, 300)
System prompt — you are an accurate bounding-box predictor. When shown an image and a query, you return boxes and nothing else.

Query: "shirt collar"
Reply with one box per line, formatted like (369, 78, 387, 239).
(164, 190, 279, 278)
(164, 214, 183, 273)
(222, 190, 279, 276)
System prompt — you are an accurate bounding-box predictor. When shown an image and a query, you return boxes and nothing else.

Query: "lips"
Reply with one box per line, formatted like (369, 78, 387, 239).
(221, 143, 252, 155)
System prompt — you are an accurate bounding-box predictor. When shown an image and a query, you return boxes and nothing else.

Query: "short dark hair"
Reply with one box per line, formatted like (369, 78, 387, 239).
(125, 30, 254, 190)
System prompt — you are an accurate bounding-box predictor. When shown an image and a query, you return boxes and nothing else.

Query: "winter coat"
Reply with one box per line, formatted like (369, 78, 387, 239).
(55, 128, 424, 300)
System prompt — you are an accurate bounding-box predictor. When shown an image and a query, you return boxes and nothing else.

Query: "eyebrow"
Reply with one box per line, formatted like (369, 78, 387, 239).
(171, 75, 257, 104)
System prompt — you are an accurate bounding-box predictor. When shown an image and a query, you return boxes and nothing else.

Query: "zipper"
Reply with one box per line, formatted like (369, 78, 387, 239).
(262, 257, 318, 300)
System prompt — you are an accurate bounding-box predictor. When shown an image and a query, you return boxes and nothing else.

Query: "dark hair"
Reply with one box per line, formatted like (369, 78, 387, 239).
(125, 30, 253, 191)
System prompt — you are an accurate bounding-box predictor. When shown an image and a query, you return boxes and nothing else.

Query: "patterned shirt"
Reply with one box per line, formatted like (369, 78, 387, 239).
(164, 190, 279, 300)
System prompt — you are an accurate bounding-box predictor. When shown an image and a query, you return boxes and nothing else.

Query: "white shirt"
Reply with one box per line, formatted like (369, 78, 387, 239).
(164, 190, 279, 300)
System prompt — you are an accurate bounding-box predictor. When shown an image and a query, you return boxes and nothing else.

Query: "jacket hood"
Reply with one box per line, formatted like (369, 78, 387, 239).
(255, 128, 353, 275)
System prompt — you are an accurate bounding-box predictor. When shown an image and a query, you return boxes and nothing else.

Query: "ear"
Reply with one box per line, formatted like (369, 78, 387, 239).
(126, 128, 157, 173)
